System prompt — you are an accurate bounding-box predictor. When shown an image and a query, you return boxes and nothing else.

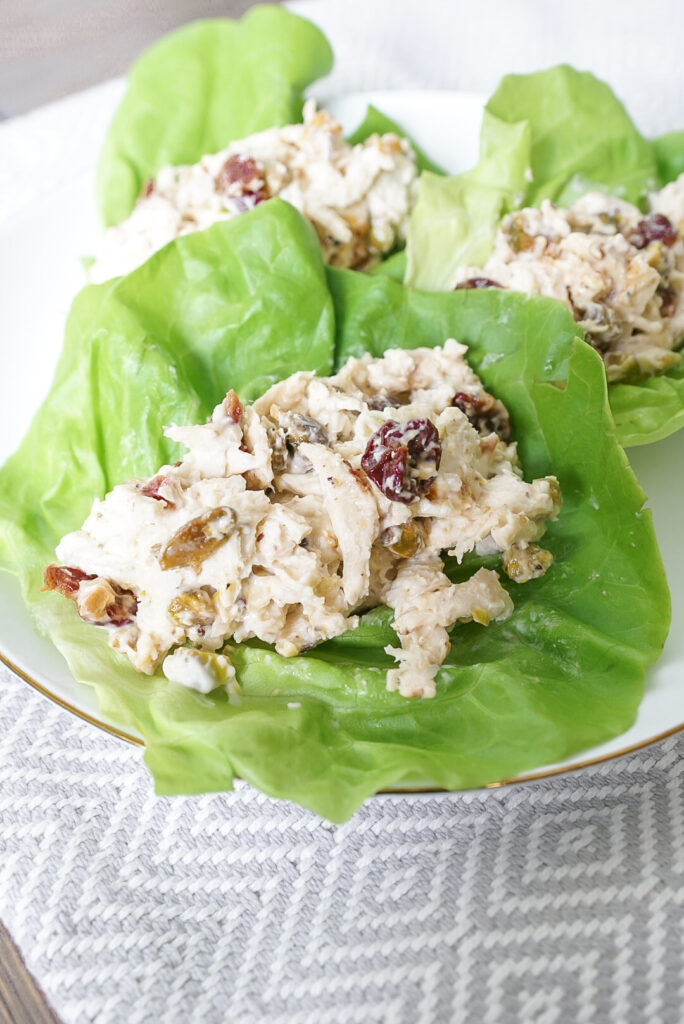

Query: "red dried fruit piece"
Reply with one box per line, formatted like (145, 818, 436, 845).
(452, 392, 512, 442)
(42, 565, 138, 626)
(454, 277, 502, 290)
(361, 419, 441, 503)
(217, 155, 260, 187)
(629, 213, 678, 249)
(140, 476, 175, 509)
(42, 564, 96, 597)
(223, 390, 243, 424)
(215, 155, 268, 204)
(140, 178, 155, 199)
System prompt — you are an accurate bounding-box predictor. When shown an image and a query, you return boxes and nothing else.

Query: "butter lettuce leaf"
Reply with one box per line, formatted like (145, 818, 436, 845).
(405, 113, 530, 291)
(654, 132, 684, 187)
(0, 203, 669, 820)
(486, 65, 657, 206)
(405, 65, 684, 446)
(97, 6, 333, 227)
(608, 359, 684, 447)
(368, 250, 407, 282)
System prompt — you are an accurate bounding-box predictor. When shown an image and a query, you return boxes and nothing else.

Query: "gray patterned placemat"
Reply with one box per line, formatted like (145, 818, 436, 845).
(1, 664, 682, 1024)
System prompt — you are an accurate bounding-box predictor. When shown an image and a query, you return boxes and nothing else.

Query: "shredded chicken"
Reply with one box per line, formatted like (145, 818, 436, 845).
(45, 342, 561, 698)
(454, 181, 684, 382)
(91, 100, 418, 282)
(384, 557, 514, 699)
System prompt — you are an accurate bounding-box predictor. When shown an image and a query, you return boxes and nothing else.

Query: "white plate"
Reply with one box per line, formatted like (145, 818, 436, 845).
(0, 88, 681, 780)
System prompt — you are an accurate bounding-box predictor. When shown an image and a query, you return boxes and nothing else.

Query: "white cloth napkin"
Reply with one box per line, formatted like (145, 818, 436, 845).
(2, 2, 684, 1021)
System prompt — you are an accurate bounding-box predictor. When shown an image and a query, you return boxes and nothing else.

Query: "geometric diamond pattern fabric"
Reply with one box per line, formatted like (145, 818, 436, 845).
(2, 664, 683, 1024)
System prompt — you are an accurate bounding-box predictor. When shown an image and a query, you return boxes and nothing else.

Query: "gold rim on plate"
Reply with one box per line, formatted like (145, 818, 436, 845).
(3, 647, 682, 791)
(0, 649, 143, 747)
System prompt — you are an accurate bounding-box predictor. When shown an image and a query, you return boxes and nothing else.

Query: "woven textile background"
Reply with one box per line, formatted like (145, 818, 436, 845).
(2, 665, 684, 1024)
(1, 2, 683, 1021)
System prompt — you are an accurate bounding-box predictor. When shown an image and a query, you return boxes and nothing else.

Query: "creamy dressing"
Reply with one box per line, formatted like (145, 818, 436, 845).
(92, 100, 418, 282)
(47, 342, 560, 699)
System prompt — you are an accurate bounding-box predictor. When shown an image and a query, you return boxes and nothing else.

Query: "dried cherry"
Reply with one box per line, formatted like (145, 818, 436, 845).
(42, 564, 95, 597)
(629, 213, 678, 249)
(215, 155, 268, 204)
(452, 392, 512, 442)
(361, 419, 441, 503)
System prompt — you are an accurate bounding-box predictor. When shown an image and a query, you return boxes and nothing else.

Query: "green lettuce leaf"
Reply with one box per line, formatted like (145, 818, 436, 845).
(97, 6, 333, 227)
(0, 203, 669, 820)
(367, 249, 407, 282)
(486, 65, 657, 206)
(405, 113, 530, 291)
(608, 359, 684, 447)
(653, 132, 684, 189)
(405, 65, 684, 447)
